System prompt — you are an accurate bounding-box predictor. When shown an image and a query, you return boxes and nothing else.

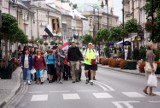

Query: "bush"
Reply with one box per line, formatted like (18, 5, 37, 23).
(139, 47, 146, 60)
(120, 60, 128, 69)
(99, 57, 105, 64)
(102, 58, 108, 65)
(138, 62, 145, 73)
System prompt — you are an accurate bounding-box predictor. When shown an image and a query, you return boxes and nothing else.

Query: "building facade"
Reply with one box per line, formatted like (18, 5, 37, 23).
(123, 0, 148, 49)
(82, 9, 119, 37)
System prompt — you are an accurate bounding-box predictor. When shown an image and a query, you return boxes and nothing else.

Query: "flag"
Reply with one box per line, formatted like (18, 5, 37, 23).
(44, 25, 53, 37)
(62, 40, 69, 50)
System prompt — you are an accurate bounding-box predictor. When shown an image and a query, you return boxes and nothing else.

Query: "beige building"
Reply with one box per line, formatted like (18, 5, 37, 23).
(82, 9, 119, 37)
(123, 0, 148, 48)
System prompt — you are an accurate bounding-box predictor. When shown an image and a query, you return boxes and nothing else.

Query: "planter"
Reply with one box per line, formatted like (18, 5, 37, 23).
(138, 62, 145, 73)
(127, 60, 137, 70)
(0, 60, 14, 79)
(156, 64, 160, 74)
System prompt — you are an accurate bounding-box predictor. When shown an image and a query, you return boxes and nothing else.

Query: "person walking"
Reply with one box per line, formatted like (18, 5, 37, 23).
(68, 42, 83, 83)
(34, 50, 46, 84)
(46, 49, 56, 83)
(92, 45, 99, 80)
(55, 44, 65, 84)
(83, 43, 96, 85)
(63, 50, 70, 80)
(143, 42, 157, 96)
(20, 49, 33, 85)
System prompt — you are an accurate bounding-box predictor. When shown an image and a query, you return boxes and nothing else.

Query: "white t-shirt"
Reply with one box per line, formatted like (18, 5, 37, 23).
(24, 55, 29, 68)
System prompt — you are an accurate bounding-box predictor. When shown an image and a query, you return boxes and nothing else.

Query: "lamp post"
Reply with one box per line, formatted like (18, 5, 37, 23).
(151, 0, 154, 41)
(122, 0, 125, 59)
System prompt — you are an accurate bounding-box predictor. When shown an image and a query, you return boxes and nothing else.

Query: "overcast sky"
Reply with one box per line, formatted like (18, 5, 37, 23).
(46, 0, 122, 21)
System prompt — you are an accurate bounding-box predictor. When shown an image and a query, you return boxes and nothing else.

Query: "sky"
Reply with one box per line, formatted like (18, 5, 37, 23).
(45, 0, 122, 21)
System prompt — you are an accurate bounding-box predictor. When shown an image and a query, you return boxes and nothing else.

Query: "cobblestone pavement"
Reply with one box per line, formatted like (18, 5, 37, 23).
(0, 67, 22, 108)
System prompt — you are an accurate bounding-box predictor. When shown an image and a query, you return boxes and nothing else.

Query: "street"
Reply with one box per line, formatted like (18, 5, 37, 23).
(13, 67, 160, 108)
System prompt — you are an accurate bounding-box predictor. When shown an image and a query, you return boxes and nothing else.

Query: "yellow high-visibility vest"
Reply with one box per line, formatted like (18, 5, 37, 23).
(84, 49, 96, 65)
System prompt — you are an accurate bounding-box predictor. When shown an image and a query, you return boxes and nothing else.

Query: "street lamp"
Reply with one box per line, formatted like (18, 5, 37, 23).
(122, 0, 125, 59)
(101, 0, 109, 28)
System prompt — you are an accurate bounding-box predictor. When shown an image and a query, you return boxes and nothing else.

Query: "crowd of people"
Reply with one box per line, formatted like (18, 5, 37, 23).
(20, 42, 99, 85)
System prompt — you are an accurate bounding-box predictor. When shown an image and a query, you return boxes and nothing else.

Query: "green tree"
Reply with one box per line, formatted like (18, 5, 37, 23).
(0, 13, 18, 66)
(82, 34, 93, 45)
(144, 0, 160, 42)
(124, 19, 138, 33)
(50, 40, 56, 45)
(110, 26, 122, 41)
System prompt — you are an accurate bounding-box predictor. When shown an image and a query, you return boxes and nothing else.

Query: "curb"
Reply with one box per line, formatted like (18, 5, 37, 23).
(98, 65, 160, 79)
(0, 67, 22, 108)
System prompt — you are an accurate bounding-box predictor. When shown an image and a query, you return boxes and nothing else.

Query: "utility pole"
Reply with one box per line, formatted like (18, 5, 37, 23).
(151, 0, 154, 41)
(122, 0, 125, 59)
(132, 0, 134, 19)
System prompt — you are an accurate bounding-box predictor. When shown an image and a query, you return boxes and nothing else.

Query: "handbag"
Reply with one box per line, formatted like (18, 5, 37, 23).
(147, 73, 157, 87)
(31, 69, 36, 74)
(144, 62, 157, 73)
(91, 59, 96, 65)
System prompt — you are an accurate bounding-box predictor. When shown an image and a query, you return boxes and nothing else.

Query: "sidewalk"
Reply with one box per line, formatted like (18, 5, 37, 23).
(98, 64, 160, 79)
(0, 67, 22, 108)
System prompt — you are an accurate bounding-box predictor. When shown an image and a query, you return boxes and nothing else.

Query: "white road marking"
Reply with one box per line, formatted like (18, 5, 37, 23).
(154, 92, 160, 96)
(49, 90, 70, 93)
(63, 93, 80, 100)
(122, 92, 145, 98)
(31, 94, 48, 101)
(94, 81, 115, 91)
(28, 91, 43, 94)
(112, 101, 140, 108)
(93, 93, 113, 98)
(77, 90, 98, 92)
(93, 82, 109, 91)
(149, 101, 160, 103)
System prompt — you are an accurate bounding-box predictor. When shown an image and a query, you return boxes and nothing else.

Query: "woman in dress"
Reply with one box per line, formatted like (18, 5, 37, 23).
(143, 42, 157, 96)
(34, 50, 46, 84)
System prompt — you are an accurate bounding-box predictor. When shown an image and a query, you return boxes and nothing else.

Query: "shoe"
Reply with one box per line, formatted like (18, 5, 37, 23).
(76, 79, 79, 82)
(41, 82, 44, 84)
(143, 90, 148, 95)
(93, 77, 96, 80)
(72, 81, 75, 83)
(85, 79, 89, 84)
(49, 80, 52, 83)
(60, 80, 63, 84)
(90, 82, 93, 85)
(28, 81, 31, 85)
(149, 93, 157, 96)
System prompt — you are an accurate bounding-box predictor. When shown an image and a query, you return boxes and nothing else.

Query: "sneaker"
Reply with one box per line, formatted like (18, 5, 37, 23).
(41, 82, 44, 84)
(76, 79, 79, 82)
(72, 81, 75, 83)
(90, 82, 93, 85)
(28, 81, 31, 85)
(49, 80, 52, 83)
(85, 79, 89, 84)
(60, 80, 63, 84)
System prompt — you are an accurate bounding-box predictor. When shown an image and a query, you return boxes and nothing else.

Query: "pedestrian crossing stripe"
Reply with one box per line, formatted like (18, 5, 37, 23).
(93, 93, 113, 98)
(63, 93, 80, 100)
(122, 92, 145, 98)
(31, 94, 48, 101)
(30, 92, 160, 101)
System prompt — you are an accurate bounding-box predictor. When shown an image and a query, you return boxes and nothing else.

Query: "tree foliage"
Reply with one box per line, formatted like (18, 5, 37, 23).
(124, 19, 138, 33)
(0, 13, 18, 41)
(82, 34, 93, 45)
(144, 0, 160, 42)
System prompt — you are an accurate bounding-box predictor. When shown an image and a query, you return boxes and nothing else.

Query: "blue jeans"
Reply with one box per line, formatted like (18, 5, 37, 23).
(36, 70, 44, 78)
(22, 68, 31, 81)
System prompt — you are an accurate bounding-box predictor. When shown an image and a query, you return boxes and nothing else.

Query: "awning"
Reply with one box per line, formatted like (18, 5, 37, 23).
(116, 35, 137, 45)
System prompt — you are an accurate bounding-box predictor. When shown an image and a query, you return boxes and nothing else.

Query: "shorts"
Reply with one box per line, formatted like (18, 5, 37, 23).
(92, 64, 98, 70)
(47, 64, 56, 75)
(56, 64, 64, 73)
(84, 64, 97, 71)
